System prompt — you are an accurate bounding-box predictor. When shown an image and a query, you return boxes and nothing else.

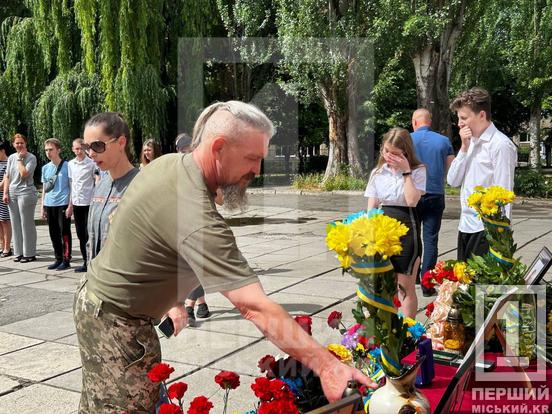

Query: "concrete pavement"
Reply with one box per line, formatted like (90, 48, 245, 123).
(0, 191, 550, 413)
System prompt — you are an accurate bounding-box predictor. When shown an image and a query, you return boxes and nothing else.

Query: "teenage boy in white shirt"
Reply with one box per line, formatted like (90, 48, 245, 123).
(447, 87, 517, 261)
(68, 138, 97, 272)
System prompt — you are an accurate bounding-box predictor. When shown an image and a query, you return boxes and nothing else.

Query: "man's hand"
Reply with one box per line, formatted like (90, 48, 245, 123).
(459, 126, 472, 152)
(319, 359, 377, 402)
(166, 304, 188, 336)
(41, 207, 47, 220)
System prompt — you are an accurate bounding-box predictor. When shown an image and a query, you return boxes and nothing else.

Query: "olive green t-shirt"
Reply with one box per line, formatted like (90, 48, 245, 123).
(86, 153, 258, 319)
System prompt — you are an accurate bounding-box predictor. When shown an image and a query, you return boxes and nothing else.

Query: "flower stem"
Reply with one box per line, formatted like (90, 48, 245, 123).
(222, 388, 229, 414)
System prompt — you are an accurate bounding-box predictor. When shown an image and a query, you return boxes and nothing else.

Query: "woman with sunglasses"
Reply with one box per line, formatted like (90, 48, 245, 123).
(83, 112, 139, 261)
(2, 134, 38, 262)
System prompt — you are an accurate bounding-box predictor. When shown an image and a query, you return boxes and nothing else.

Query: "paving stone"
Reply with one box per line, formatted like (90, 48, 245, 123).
(0, 383, 79, 414)
(0, 311, 75, 341)
(198, 310, 264, 339)
(159, 330, 258, 366)
(44, 368, 82, 392)
(27, 277, 80, 293)
(0, 286, 74, 326)
(268, 292, 340, 315)
(0, 375, 20, 394)
(280, 277, 357, 299)
(0, 332, 43, 356)
(0, 271, 51, 286)
(0, 342, 81, 382)
(54, 333, 79, 347)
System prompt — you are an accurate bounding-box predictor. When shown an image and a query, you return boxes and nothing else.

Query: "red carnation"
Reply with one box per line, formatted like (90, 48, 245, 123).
(357, 335, 369, 349)
(259, 399, 299, 414)
(187, 396, 213, 414)
(421, 271, 436, 289)
(327, 311, 342, 329)
(425, 302, 435, 318)
(258, 355, 276, 374)
(294, 315, 312, 335)
(214, 370, 240, 390)
(147, 363, 175, 383)
(269, 378, 294, 401)
(158, 403, 183, 414)
(251, 377, 273, 401)
(167, 382, 188, 400)
(393, 295, 401, 308)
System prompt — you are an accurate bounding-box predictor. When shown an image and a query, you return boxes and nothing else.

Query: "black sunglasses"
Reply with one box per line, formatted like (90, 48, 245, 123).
(81, 137, 119, 154)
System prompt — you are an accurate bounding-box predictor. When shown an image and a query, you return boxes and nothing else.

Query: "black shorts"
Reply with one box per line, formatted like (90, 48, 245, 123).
(382, 205, 421, 275)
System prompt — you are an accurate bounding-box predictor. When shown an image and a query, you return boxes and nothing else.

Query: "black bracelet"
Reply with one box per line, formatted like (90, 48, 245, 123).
(402, 171, 412, 177)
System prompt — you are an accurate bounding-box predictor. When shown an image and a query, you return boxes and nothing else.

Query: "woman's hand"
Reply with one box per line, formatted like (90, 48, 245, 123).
(388, 152, 411, 173)
(2, 194, 8, 204)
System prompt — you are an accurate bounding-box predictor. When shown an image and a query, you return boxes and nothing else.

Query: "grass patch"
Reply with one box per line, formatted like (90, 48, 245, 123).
(445, 184, 460, 196)
(292, 173, 366, 191)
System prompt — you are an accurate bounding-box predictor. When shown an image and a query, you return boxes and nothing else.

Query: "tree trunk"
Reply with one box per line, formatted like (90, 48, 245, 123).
(347, 61, 367, 178)
(321, 83, 348, 181)
(411, 1, 466, 138)
(528, 101, 541, 169)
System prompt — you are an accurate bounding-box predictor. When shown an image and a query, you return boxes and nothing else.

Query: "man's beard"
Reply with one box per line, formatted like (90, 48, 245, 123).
(221, 184, 249, 212)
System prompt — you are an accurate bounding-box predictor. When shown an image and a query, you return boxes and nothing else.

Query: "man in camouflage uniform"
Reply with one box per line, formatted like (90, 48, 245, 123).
(74, 101, 375, 413)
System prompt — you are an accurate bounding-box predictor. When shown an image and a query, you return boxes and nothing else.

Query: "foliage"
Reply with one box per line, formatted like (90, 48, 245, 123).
(426, 186, 526, 329)
(32, 64, 103, 161)
(514, 169, 552, 198)
(292, 173, 366, 191)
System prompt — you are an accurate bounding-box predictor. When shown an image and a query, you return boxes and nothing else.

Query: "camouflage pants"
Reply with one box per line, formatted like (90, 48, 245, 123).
(73, 279, 161, 413)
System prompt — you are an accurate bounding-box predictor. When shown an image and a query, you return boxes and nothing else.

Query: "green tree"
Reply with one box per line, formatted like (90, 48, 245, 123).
(275, 0, 382, 180)
(505, 0, 552, 168)
(394, 0, 479, 137)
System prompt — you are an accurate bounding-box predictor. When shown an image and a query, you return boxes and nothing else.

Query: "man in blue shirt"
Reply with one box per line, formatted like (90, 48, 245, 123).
(41, 138, 72, 270)
(411, 109, 455, 296)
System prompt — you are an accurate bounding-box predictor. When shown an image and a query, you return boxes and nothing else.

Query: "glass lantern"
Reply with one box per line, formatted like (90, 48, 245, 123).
(443, 304, 465, 355)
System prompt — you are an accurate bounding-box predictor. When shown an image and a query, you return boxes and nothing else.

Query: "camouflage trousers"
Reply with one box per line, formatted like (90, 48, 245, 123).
(73, 278, 161, 413)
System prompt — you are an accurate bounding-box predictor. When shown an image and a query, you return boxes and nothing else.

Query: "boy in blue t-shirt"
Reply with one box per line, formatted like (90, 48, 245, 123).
(41, 138, 72, 270)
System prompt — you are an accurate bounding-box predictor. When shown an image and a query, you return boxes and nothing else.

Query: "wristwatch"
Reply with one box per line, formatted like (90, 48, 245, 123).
(17, 157, 24, 162)
(402, 171, 412, 177)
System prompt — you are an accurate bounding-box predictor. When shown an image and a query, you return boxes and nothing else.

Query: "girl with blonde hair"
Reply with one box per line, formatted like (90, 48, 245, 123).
(365, 127, 426, 318)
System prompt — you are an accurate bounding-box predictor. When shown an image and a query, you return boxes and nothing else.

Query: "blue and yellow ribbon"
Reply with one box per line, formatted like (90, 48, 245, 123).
(483, 216, 510, 229)
(356, 286, 398, 314)
(490, 248, 516, 267)
(351, 260, 394, 275)
(380, 347, 402, 376)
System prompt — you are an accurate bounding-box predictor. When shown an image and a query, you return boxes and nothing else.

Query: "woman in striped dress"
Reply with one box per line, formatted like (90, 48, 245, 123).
(0, 141, 12, 257)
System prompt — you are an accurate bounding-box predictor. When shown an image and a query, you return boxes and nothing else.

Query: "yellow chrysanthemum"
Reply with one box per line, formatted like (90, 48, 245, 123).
(327, 344, 352, 362)
(326, 222, 352, 256)
(356, 343, 366, 352)
(349, 215, 408, 259)
(403, 317, 417, 327)
(454, 261, 473, 284)
(467, 186, 515, 218)
(337, 254, 353, 269)
(548, 310, 552, 334)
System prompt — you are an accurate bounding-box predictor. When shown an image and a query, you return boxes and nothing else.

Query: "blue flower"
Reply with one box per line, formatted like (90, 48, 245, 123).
(280, 376, 304, 396)
(366, 208, 384, 218)
(407, 322, 426, 340)
(342, 211, 367, 224)
(369, 347, 381, 360)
